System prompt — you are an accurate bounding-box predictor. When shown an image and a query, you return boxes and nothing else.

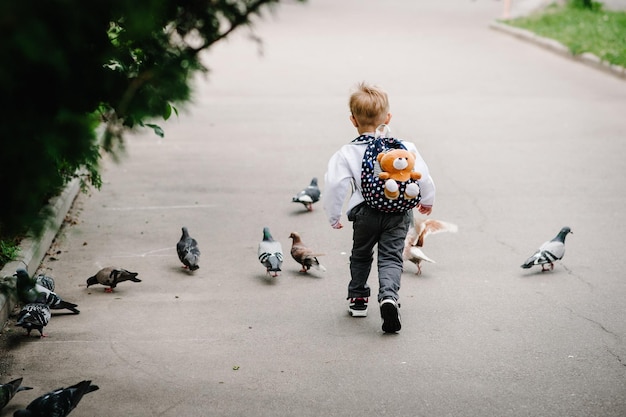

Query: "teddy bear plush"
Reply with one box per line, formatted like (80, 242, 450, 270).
(377, 149, 422, 200)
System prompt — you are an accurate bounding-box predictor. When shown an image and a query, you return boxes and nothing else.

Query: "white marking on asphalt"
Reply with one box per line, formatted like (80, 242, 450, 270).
(110, 247, 173, 258)
(105, 204, 216, 211)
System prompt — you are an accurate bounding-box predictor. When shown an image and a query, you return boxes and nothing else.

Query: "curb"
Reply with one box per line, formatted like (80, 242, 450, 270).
(0, 178, 81, 328)
(489, 21, 626, 81)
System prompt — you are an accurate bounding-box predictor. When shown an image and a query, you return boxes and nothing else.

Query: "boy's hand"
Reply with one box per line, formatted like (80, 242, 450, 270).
(331, 220, 343, 229)
(417, 204, 432, 215)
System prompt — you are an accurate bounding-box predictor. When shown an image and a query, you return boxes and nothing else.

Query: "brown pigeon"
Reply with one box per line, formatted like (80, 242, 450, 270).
(86, 267, 141, 293)
(288, 232, 326, 273)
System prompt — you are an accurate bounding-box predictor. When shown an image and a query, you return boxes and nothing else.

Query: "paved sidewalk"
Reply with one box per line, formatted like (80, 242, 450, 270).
(2, 1, 626, 416)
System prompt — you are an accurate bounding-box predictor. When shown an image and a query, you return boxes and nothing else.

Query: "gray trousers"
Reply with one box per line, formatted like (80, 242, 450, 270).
(347, 204, 412, 303)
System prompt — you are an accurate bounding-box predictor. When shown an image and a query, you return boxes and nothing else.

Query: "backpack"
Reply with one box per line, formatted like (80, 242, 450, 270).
(353, 125, 422, 213)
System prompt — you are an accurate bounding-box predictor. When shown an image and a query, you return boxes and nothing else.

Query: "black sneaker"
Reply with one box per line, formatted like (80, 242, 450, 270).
(348, 297, 368, 317)
(380, 298, 401, 333)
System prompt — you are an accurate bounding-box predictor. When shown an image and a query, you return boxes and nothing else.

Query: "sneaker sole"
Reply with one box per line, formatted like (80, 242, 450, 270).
(348, 309, 368, 317)
(380, 301, 401, 333)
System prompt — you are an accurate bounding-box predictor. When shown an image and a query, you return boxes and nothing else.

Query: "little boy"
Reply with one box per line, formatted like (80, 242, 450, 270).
(323, 82, 436, 333)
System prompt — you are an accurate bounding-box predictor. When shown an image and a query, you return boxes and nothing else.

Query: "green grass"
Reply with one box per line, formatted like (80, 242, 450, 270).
(0, 238, 20, 269)
(504, 2, 626, 67)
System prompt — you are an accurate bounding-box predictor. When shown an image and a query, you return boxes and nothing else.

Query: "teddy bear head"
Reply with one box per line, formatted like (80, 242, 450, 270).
(377, 149, 422, 183)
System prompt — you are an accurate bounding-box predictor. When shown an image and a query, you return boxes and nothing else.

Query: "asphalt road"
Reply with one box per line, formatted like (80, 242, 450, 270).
(2, 1, 626, 416)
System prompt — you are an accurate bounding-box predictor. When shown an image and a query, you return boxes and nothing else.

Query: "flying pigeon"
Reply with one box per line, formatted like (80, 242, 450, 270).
(15, 303, 51, 338)
(13, 380, 99, 417)
(177, 227, 200, 271)
(521, 226, 572, 271)
(292, 177, 321, 211)
(403, 218, 458, 275)
(409, 218, 458, 248)
(258, 227, 284, 277)
(86, 267, 141, 293)
(14, 269, 80, 314)
(0, 378, 33, 410)
(288, 232, 326, 273)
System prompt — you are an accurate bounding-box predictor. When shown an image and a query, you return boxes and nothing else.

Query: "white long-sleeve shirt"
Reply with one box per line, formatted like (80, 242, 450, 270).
(323, 138, 436, 226)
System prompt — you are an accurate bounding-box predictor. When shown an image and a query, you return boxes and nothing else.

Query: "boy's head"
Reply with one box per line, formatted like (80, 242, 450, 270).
(349, 82, 391, 132)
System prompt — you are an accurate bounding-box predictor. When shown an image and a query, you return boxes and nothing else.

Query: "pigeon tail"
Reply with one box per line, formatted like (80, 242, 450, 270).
(268, 256, 281, 272)
(54, 300, 80, 314)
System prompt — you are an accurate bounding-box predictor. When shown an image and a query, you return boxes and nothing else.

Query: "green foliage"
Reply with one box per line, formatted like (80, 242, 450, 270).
(0, 239, 20, 267)
(0, 0, 305, 239)
(505, 2, 626, 67)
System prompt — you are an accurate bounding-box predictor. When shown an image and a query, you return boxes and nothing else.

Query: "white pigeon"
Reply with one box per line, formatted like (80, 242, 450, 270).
(257, 227, 284, 277)
(403, 245, 436, 276)
(521, 226, 572, 271)
(177, 226, 200, 271)
(292, 177, 321, 212)
(403, 217, 458, 275)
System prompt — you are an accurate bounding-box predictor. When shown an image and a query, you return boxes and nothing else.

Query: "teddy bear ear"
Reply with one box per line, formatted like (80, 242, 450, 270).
(377, 153, 385, 162)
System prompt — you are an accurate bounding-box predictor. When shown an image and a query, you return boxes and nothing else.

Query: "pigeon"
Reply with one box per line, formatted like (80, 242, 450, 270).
(403, 218, 458, 275)
(14, 269, 80, 314)
(13, 380, 99, 417)
(176, 227, 200, 271)
(258, 227, 284, 277)
(15, 303, 51, 338)
(0, 378, 33, 410)
(288, 232, 326, 273)
(292, 177, 321, 211)
(403, 245, 436, 276)
(521, 226, 572, 271)
(86, 267, 141, 293)
(35, 275, 55, 292)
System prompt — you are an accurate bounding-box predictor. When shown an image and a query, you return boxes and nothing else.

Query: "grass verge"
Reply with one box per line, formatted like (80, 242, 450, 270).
(503, 1, 626, 67)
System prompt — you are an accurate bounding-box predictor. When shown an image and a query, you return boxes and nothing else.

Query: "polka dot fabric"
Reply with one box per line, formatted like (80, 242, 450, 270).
(352, 135, 421, 213)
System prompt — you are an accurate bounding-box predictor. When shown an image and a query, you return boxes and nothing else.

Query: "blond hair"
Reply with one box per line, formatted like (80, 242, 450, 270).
(349, 82, 390, 127)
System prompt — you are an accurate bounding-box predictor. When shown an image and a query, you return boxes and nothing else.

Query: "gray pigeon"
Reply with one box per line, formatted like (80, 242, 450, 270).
(14, 269, 80, 314)
(177, 227, 200, 271)
(258, 227, 284, 277)
(521, 226, 572, 271)
(289, 231, 326, 273)
(13, 380, 99, 417)
(292, 177, 321, 211)
(15, 303, 51, 338)
(86, 267, 141, 293)
(0, 377, 33, 410)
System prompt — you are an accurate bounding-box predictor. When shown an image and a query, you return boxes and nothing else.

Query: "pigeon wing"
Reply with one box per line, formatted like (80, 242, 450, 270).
(414, 219, 458, 247)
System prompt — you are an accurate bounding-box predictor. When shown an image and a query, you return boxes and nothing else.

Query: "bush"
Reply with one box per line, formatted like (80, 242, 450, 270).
(0, 0, 305, 241)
